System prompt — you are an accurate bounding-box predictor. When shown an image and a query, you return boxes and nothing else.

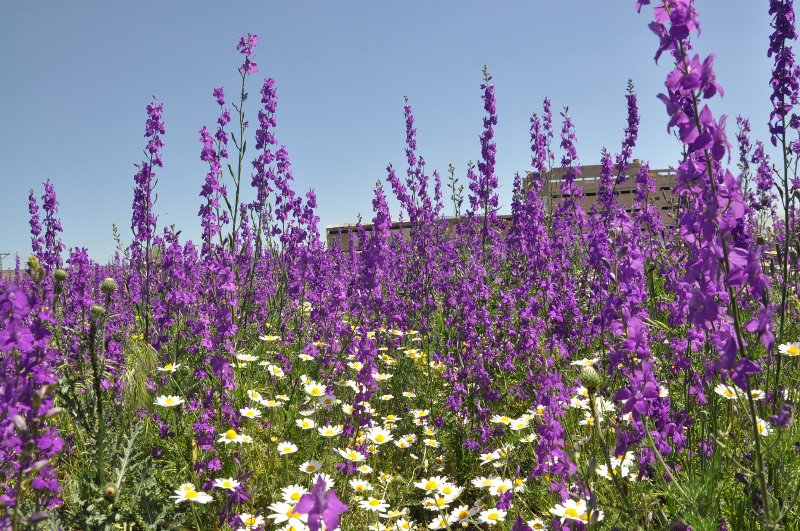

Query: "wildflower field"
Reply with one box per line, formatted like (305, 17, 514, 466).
(5, 1, 800, 530)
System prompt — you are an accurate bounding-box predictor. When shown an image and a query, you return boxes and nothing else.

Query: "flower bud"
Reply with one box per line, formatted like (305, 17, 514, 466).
(53, 269, 68, 281)
(90, 304, 106, 321)
(44, 407, 64, 419)
(13, 414, 28, 432)
(579, 367, 603, 391)
(100, 277, 119, 294)
(104, 485, 116, 499)
(756, 235, 766, 246)
(28, 511, 50, 524)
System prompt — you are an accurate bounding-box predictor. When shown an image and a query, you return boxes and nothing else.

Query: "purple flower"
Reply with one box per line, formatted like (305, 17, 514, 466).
(295, 476, 348, 531)
(769, 403, 793, 430)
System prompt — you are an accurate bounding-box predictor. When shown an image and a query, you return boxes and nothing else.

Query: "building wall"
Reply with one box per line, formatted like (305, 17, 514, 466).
(529, 160, 678, 225)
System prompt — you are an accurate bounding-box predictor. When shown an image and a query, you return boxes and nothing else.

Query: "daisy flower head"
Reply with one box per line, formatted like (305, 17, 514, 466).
(266, 501, 307, 527)
(214, 477, 241, 490)
(236, 353, 258, 362)
(427, 517, 448, 530)
(359, 497, 390, 512)
(237, 513, 265, 530)
(402, 391, 417, 398)
(349, 478, 373, 492)
(367, 426, 394, 445)
(570, 357, 599, 367)
(414, 476, 448, 492)
(490, 414, 513, 425)
(510, 418, 530, 431)
(381, 508, 408, 519)
(530, 404, 546, 416)
(423, 439, 440, 448)
(319, 395, 336, 407)
(448, 505, 475, 524)
(756, 417, 774, 436)
(278, 441, 299, 455)
(247, 389, 263, 401)
(218, 429, 244, 444)
(298, 353, 315, 361)
(749, 389, 767, 401)
(779, 342, 800, 356)
(154, 395, 185, 407)
(261, 398, 282, 409)
(299, 460, 323, 474)
(268, 365, 285, 378)
(357, 464, 374, 474)
(281, 484, 308, 503)
(296, 418, 316, 430)
(240, 407, 262, 419)
(478, 508, 507, 525)
(260, 335, 282, 342)
(527, 518, 549, 530)
(318, 424, 344, 437)
(521, 433, 537, 443)
(304, 382, 327, 397)
(336, 448, 366, 462)
(714, 383, 738, 399)
(157, 363, 181, 373)
(171, 487, 213, 504)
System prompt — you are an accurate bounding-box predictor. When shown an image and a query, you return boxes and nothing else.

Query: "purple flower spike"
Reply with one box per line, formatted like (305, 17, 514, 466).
(295, 476, 348, 531)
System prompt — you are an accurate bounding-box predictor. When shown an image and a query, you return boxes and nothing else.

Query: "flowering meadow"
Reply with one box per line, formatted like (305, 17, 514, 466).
(5, 1, 800, 530)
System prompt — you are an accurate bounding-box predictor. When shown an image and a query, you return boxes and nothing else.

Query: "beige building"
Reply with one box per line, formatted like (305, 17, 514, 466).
(326, 161, 678, 250)
(531, 160, 678, 225)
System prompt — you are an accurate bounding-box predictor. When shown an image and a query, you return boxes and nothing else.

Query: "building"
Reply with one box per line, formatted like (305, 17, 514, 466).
(326, 161, 679, 250)
(326, 215, 514, 251)
(530, 160, 678, 225)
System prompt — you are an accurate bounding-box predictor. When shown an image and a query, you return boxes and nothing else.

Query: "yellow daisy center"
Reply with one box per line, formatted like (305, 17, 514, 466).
(291, 493, 301, 501)
(306, 465, 316, 472)
(488, 513, 499, 521)
(356, 485, 365, 491)
(165, 364, 173, 369)
(375, 435, 385, 442)
(286, 508, 300, 518)
(369, 500, 380, 506)
(246, 518, 256, 526)
(565, 508, 579, 518)
(166, 398, 174, 404)
(223, 481, 232, 487)
(185, 491, 197, 499)
(225, 429, 238, 440)
(790, 347, 799, 355)
(459, 511, 469, 519)
(724, 389, 734, 397)
(425, 481, 438, 490)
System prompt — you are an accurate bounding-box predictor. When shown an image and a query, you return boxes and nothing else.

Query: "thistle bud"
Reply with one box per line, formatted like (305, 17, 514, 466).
(53, 269, 68, 282)
(579, 366, 603, 391)
(103, 485, 116, 500)
(100, 277, 119, 294)
(90, 304, 106, 321)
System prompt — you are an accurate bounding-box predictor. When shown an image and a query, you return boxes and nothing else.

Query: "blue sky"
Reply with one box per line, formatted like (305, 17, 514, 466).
(0, 1, 775, 264)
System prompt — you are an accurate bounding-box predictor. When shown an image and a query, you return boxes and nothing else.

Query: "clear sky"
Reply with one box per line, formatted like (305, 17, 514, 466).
(0, 1, 775, 264)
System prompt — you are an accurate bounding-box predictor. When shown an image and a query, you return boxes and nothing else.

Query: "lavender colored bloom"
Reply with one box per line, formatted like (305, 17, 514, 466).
(295, 475, 348, 531)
